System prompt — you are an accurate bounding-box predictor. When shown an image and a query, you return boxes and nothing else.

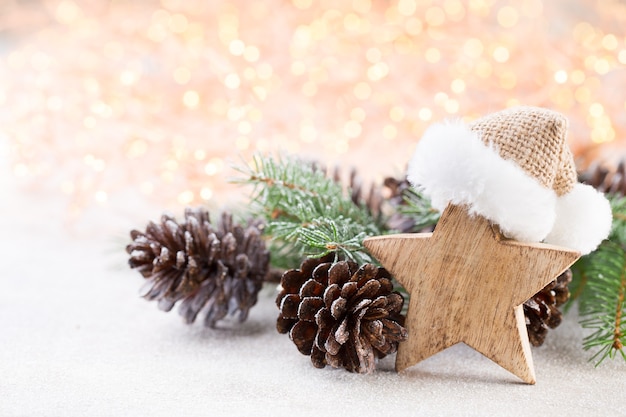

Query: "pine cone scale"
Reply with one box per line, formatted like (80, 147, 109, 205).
(354, 279, 381, 300)
(363, 307, 388, 321)
(311, 347, 326, 368)
(291, 321, 317, 354)
(277, 316, 297, 334)
(298, 297, 324, 321)
(300, 279, 325, 297)
(324, 331, 342, 355)
(279, 294, 300, 319)
(328, 262, 350, 285)
(340, 281, 358, 299)
(330, 297, 347, 319)
(323, 284, 341, 308)
(363, 320, 384, 347)
(312, 262, 332, 283)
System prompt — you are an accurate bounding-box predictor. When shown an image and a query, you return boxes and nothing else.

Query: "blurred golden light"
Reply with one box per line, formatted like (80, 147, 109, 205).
(418, 108, 433, 121)
(464, 38, 484, 58)
(366, 47, 382, 63)
(590, 103, 604, 118)
(173, 67, 191, 84)
(224, 73, 241, 89)
(200, 187, 213, 200)
(55, 1, 80, 25)
(398, 0, 417, 17)
(351, 107, 366, 121)
(493, 46, 510, 63)
(183, 90, 200, 108)
(344, 120, 362, 138)
(383, 124, 398, 140)
(570, 70, 585, 85)
(389, 106, 405, 122)
(177, 190, 194, 205)
(450, 79, 466, 94)
(404, 17, 423, 35)
(2, 0, 625, 217)
(300, 124, 317, 142)
(425, 7, 446, 26)
(353, 82, 371, 100)
(554, 70, 568, 84)
(425, 48, 441, 63)
(293, 0, 313, 10)
(602, 34, 618, 50)
(95, 190, 108, 203)
(497, 6, 519, 28)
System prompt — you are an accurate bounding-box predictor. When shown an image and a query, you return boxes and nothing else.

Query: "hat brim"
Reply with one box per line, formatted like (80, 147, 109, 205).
(407, 121, 612, 255)
(407, 122, 557, 243)
(407, 123, 612, 255)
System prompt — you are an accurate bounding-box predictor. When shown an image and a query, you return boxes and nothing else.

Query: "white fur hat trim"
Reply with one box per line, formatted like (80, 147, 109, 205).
(407, 122, 611, 254)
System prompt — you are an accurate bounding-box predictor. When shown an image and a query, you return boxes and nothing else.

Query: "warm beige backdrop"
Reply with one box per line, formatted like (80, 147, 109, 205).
(2, 0, 626, 225)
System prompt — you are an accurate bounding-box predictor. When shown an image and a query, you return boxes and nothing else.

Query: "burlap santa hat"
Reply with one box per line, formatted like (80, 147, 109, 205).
(407, 106, 612, 255)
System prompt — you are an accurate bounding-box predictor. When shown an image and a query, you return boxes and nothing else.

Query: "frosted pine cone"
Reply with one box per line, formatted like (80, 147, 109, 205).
(383, 176, 416, 233)
(524, 269, 572, 346)
(276, 255, 407, 373)
(127, 208, 270, 327)
(579, 160, 626, 195)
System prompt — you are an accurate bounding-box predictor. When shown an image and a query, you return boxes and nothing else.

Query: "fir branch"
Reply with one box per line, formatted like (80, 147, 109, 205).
(578, 240, 626, 364)
(233, 154, 382, 265)
(294, 217, 374, 264)
(397, 187, 440, 231)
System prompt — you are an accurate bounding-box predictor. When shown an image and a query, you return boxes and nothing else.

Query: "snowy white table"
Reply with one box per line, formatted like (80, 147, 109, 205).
(1, 148, 624, 417)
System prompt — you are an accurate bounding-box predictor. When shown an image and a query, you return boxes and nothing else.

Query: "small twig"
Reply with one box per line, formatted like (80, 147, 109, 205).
(613, 212, 626, 222)
(613, 268, 626, 350)
(249, 175, 319, 197)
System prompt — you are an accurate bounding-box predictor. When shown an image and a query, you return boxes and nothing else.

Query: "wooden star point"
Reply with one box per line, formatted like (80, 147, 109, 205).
(364, 204, 580, 384)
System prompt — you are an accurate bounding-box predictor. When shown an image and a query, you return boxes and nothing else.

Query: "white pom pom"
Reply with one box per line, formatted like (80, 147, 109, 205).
(544, 184, 612, 255)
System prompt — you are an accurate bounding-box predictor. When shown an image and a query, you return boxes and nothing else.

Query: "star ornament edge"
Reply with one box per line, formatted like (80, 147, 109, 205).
(363, 204, 581, 384)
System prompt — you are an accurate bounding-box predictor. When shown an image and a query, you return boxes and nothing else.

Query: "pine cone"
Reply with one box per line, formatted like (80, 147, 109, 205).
(276, 255, 408, 373)
(383, 176, 417, 233)
(579, 159, 626, 196)
(524, 269, 572, 346)
(127, 208, 270, 327)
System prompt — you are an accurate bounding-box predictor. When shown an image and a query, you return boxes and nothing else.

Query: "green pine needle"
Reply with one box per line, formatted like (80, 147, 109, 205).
(578, 240, 626, 365)
(397, 187, 440, 231)
(232, 154, 382, 265)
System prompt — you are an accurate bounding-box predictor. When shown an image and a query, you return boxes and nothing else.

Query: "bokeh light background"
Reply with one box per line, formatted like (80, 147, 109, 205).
(1, 0, 625, 228)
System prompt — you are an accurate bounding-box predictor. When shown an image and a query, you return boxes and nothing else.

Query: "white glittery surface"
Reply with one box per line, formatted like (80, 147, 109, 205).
(1, 149, 624, 417)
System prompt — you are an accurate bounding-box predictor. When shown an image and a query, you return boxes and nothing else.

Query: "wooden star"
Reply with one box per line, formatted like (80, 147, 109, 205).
(363, 204, 580, 384)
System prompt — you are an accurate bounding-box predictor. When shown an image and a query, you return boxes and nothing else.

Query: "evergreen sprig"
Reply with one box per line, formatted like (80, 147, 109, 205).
(397, 187, 440, 232)
(578, 241, 626, 364)
(233, 154, 382, 264)
(571, 193, 626, 364)
(234, 153, 626, 365)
